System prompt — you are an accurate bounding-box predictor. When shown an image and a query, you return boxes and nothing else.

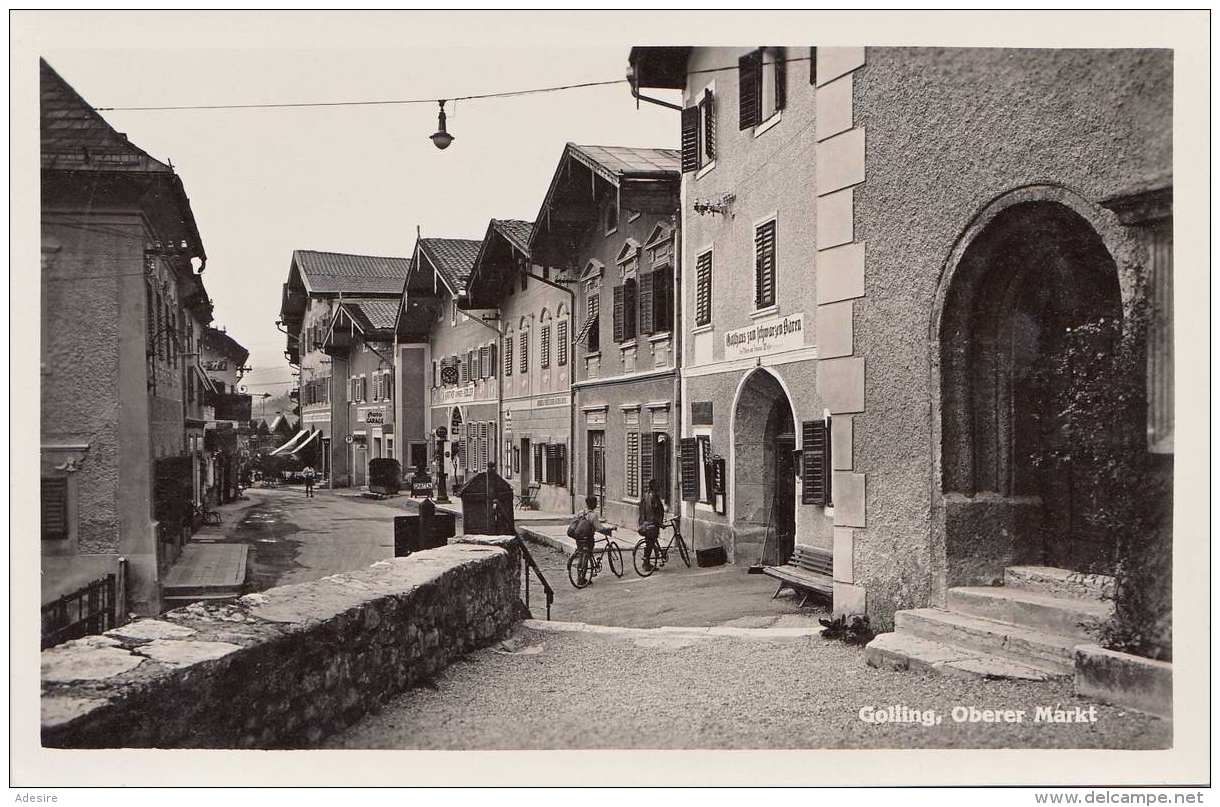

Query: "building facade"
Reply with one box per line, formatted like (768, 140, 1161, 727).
(465, 219, 574, 512)
(41, 59, 212, 617)
(393, 237, 490, 490)
(201, 326, 252, 504)
(631, 46, 1173, 624)
(277, 250, 409, 486)
(321, 300, 398, 487)
(529, 144, 681, 528)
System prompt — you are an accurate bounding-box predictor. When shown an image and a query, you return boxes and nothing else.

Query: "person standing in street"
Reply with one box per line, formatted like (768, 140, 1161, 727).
(570, 495, 615, 586)
(302, 465, 316, 498)
(638, 478, 665, 571)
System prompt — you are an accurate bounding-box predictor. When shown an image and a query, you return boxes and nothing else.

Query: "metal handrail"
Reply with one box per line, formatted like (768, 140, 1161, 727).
(515, 535, 553, 621)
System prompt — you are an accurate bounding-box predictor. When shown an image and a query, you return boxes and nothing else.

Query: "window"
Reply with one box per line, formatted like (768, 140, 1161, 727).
(739, 47, 787, 131)
(533, 444, 544, 483)
(695, 251, 713, 326)
(557, 319, 569, 366)
(625, 431, 640, 499)
(801, 418, 833, 507)
(540, 324, 551, 369)
(754, 219, 777, 309)
(42, 477, 69, 540)
(545, 443, 568, 487)
(681, 87, 717, 174)
(643, 268, 673, 334)
(361, 376, 367, 402)
(605, 199, 618, 234)
(479, 345, 491, 379)
(520, 331, 529, 374)
(460, 352, 469, 384)
(504, 332, 514, 376)
(586, 293, 600, 353)
(614, 280, 638, 343)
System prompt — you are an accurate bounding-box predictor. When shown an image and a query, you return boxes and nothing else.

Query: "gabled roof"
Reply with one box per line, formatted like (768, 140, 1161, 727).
(291, 250, 411, 296)
(464, 218, 535, 309)
(343, 298, 399, 332)
(493, 219, 534, 254)
(417, 238, 482, 293)
(40, 59, 171, 173)
(203, 327, 250, 364)
(567, 144, 681, 182)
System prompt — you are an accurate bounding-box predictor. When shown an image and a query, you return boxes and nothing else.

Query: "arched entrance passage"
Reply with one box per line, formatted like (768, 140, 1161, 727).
(732, 368, 796, 566)
(937, 197, 1122, 585)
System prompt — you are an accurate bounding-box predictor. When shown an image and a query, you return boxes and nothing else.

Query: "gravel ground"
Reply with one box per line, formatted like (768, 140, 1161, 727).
(325, 624, 1170, 750)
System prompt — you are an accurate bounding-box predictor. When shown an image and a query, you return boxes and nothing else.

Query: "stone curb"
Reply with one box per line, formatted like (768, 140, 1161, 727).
(520, 619, 821, 641)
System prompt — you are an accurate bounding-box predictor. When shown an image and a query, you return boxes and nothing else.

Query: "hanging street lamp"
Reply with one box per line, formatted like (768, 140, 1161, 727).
(429, 100, 454, 150)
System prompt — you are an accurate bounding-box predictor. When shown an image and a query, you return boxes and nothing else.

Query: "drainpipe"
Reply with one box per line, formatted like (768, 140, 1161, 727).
(670, 213, 683, 536)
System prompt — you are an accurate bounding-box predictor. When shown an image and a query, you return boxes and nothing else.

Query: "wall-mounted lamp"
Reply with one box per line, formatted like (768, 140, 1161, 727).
(430, 100, 454, 150)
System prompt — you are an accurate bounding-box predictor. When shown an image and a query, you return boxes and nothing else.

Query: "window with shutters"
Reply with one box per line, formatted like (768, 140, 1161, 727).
(681, 87, 717, 175)
(695, 251, 713, 326)
(605, 199, 618, 235)
(754, 218, 777, 310)
(479, 345, 491, 379)
(520, 331, 529, 374)
(557, 319, 569, 366)
(540, 324, 551, 369)
(42, 477, 69, 540)
(533, 444, 544, 483)
(638, 271, 655, 335)
(504, 331, 514, 375)
(625, 431, 640, 499)
(623, 279, 638, 341)
(460, 353, 469, 383)
(652, 268, 673, 333)
(489, 343, 497, 380)
(739, 47, 786, 132)
(586, 292, 601, 353)
(801, 418, 832, 507)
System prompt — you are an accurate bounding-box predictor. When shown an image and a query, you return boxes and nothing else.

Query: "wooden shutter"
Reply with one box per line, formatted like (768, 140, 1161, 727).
(755, 220, 776, 308)
(680, 105, 700, 173)
(504, 335, 513, 375)
(624, 280, 638, 339)
(809, 46, 817, 85)
(702, 88, 716, 161)
(679, 438, 699, 501)
(41, 477, 68, 540)
(774, 46, 787, 110)
(489, 343, 497, 377)
(613, 284, 625, 343)
(386, 369, 393, 400)
(541, 325, 551, 369)
(638, 270, 654, 335)
(460, 354, 468, 383)
(520, 332, 529, 373)
(479, 345, 490, 378)
(738, 49, 762, 130)
(639, 432, 653, 494)
(696, 252, 713, 326)
(802, 419, 830, 506)
(557, 320, 569, 366)
(653, 269, 671, 332)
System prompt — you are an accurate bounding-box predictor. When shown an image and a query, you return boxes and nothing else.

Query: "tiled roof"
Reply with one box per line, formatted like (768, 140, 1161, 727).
(418, 238, 482, 292)
(40, 59, 170, 172)
(203, 327, 250, 363)
(344, 299, 399, 332)
(292, 250, 410, 295)
(569, 144, 681, 181)
(492, 219, 534, 255)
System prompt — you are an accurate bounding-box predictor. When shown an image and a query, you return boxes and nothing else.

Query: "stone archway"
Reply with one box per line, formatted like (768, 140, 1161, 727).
(935, 197, 1122, 586)
(732, 368, 797, 566)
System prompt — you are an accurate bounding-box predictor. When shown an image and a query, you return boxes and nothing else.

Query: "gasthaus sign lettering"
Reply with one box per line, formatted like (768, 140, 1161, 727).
(723, 313, 804, 360)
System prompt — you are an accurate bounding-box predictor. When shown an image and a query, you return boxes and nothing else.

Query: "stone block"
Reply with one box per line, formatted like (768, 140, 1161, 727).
(1074, 644, 1173, 720)
(816, 74, 854, 141)
(833, 528, 855, 583)
(817, 300, 853, 359)
(817, 356, 865, 414)
(833, 581, 867, 617)
(833, 471, 866, 528)
(817, 47, 866, 86)
(816, 127, 865, 196)
(816, 242, 865, 304)
(816, 188, 854, 249)
(831, 414, 853, 470)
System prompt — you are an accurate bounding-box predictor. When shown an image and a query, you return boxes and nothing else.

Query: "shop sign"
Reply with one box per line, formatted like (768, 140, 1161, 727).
(534, 394, 570, 409)
(723, 313, 805, 360)
(436, 383, 476, 404)
(364, 408, 385, 425)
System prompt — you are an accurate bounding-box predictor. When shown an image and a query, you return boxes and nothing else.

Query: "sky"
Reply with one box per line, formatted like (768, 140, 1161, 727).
(42, 43, 680, 395)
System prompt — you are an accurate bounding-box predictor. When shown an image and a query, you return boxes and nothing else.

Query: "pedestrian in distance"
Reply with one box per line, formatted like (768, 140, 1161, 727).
(302, 465, 316, 498)
(638, 478, 665, 571)
(568, 495, 615, 586)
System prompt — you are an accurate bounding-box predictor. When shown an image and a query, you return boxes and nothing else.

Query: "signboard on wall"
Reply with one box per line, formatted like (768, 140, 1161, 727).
(723, 313, 805, 361)
(364, 409, 385, 425)
(436, 383, 476, 404)
(691, 401, 713, 426)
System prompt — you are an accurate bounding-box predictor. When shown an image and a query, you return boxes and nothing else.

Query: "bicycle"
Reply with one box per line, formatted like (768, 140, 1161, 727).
(567, 531, 624, 589)
(633, 516, 691, 577)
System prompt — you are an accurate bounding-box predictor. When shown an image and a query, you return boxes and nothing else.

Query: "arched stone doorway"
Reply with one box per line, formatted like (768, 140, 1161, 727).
(733, 369, 796, 566)
(937, 198, 1122, 585)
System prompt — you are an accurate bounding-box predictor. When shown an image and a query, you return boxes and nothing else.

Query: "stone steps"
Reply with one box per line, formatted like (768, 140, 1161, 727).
(946, 586, 1112, 641)
(864, 565, 1110, 681)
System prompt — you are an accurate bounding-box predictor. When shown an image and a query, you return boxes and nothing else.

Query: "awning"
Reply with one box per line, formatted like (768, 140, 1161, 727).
(269, 429, 309, 456)
(288, 429, 321, 455)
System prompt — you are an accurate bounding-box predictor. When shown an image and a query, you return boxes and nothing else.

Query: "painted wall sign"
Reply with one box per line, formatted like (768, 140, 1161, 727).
(436, 383, 476, 404)
(691, 401, 714, 426)
(534, 394, 571, 409)
(723, 313, 805, 360)
(364, 409, 385, 425)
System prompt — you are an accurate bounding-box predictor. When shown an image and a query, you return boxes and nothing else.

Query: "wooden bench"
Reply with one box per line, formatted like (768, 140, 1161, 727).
(763, 544, 833, 608)
(516, 482, 541, 510)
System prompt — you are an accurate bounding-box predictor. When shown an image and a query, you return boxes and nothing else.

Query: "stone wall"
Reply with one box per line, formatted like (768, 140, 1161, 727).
(41, 540, 523, 749)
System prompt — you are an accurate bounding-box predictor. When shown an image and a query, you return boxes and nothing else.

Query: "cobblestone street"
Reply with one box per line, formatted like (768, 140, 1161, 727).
(326, 621, 1171, 751)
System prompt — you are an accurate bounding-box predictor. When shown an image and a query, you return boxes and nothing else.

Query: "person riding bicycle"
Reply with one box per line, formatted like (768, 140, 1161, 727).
(569, 495, 614, 586)
(637, 478, 666, 571)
